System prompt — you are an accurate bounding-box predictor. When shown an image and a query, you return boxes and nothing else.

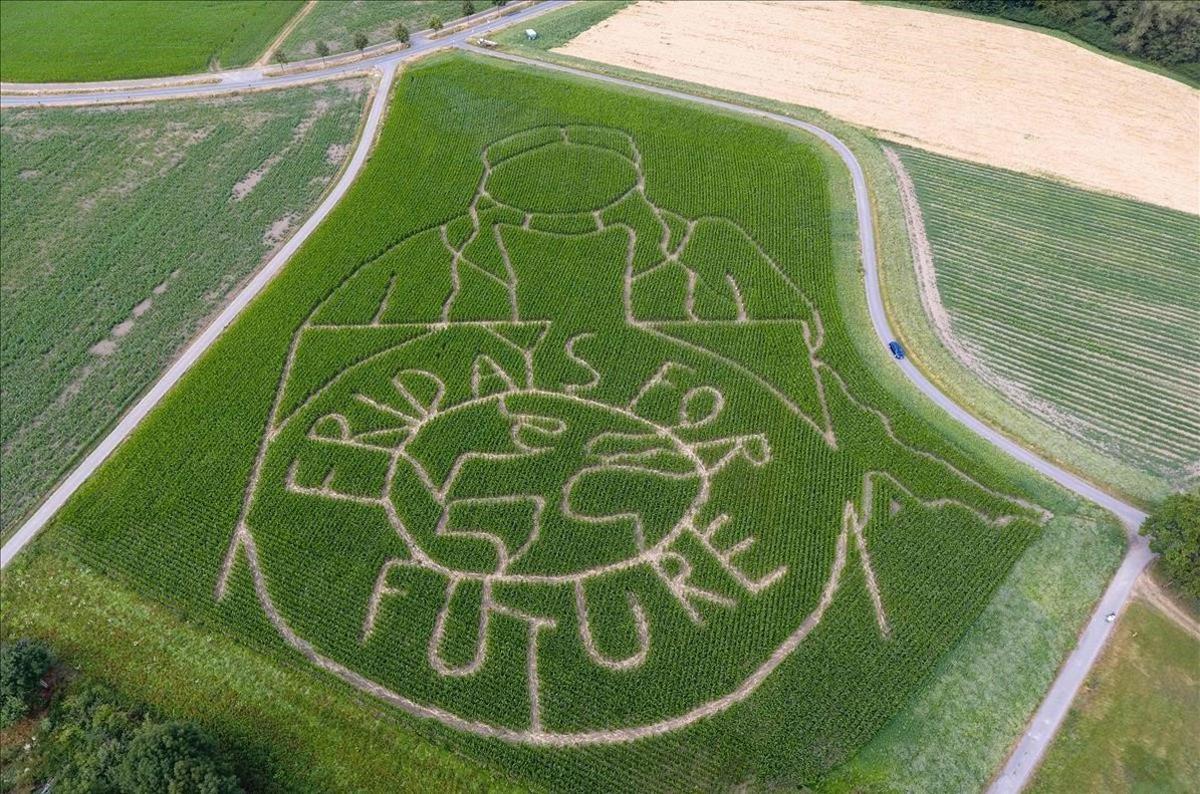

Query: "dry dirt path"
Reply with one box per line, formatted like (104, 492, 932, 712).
(255, 0, 318, 66)
(1138, 575, 1200, 641)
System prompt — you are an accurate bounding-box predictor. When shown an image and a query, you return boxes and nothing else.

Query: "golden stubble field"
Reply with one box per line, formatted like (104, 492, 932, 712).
(559, 0, 1199, 214)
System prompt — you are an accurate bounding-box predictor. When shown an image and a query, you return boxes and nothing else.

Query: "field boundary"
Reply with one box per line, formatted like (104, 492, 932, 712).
(869, 0, 1200, 89)
(0, 73, 380, 545)
(0, 62, 398, 567)
(255, 0, 318, 66)
(0, 2, 568, 105)
(456, 44, 1150, 794)
(880, 147, 1171, 507)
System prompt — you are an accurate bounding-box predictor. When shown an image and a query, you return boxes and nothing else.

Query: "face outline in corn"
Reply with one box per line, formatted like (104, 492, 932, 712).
(217, 125, 1037, 744)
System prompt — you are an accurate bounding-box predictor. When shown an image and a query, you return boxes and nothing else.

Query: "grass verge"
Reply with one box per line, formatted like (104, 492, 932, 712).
(885, 144, 1197, 506)
(278, 1, 468, 60)
(1029, 598, 1200, 792)
(0, 547, 519, 792)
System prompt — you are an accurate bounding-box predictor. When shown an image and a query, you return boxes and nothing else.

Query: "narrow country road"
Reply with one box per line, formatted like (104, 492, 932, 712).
(451, 47, 1153, 793)
(0, 0, 572, 107)
(0, 0, 571, 570)
(0, 60, 394, 568)
(0, 12, 1151, 792)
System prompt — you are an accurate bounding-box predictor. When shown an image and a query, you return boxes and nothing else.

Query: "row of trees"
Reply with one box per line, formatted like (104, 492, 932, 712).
(274, 0, 510, 65)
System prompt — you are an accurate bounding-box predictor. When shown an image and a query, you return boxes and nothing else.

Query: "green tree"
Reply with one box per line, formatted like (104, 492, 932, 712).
(0, 638, 54, 727)
(429, 15, 443, 30)
(43, 685, 243, 794)
(1141, 492, 1200, 599)
(494, 1, 508, 6)
(463, 0, 476, 15)
(45, 686, 140, 791)
(919, 0, 1200, 81)
(316, 40, 330, 60)
(353, 32, 369, 52)
(272, 49, 289, 66)
(395, 22, 410, 44)
(115, 722, 241, 794)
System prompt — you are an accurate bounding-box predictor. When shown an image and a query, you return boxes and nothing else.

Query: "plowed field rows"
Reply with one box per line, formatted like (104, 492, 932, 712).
(895, 146, 1200, 492)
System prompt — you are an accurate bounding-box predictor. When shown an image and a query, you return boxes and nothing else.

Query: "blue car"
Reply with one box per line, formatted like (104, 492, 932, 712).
(888, 341, 905, 360)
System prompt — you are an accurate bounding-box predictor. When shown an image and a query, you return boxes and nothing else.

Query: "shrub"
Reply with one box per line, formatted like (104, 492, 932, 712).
(429, 15, 443, 30)
(395, 22, 410, 44)
(0, 638, 54, 727)
(463, 1, 476, 16)
(353, 32, 368, 52)
(115, 722, 241, 794)
(43, 685, 243, 794)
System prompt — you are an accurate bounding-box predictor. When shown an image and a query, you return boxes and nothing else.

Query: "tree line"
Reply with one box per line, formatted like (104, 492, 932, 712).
(914, 0, 1200, 83)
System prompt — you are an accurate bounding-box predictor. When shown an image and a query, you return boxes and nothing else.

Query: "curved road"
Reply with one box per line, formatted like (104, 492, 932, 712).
(0, 0, 571, 570)
(0, 17, 1149, 793)
(0, 0, 571, 108)
(458, 50, 1153, 789)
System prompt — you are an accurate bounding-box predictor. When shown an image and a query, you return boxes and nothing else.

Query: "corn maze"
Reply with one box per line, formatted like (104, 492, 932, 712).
(54, 57, 1047, 787)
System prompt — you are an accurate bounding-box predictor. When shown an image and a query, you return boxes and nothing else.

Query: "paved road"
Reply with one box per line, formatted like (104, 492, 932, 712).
(0, 60, 397, 569)
(0, 1, 571, 107)
(0, 18, 1151, 792)
(462, 48, 1152, 793)
(0, 1, 566, 569)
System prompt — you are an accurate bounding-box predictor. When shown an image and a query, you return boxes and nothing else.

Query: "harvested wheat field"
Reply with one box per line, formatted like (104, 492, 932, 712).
(559, 0, 1199, 214)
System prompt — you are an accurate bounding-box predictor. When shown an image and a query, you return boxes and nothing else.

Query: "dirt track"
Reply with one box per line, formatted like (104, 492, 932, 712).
(1138, 575, 1200, 641)
(560, 0, 1199, 214)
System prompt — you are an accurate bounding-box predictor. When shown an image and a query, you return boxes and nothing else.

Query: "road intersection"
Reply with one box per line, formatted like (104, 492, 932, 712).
(0, 8, 1151, 791)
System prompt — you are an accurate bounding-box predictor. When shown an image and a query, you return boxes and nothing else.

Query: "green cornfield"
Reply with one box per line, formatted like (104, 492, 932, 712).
(0, 0, 302, 82)
(45, 55, 1048, 789)
(895, 146, 1200, 499)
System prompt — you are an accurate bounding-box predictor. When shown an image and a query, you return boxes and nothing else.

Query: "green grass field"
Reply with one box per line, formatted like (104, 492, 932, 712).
(0, 80, 367, 537)
(278, 0, 470, 60)
(891, 146, 1200, 505)
(1030, 599, 1200, 793)
(823, 503, 1122, 792)
(16, 53, 1059, 790)
(0, 549, 517, 792)
(0, 0, 302, 82)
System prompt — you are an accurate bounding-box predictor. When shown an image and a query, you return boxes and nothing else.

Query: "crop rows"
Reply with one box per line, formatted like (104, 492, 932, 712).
(895, 146, 1200, 487)
(0, 80, 368, 536)
(46, 56, 1045, 790)
(0, 0, 303, 82)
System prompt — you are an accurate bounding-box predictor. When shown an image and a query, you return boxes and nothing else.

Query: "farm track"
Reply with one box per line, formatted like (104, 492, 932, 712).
(0, 12, 1152, 792)
(254, 0, 318, 66)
